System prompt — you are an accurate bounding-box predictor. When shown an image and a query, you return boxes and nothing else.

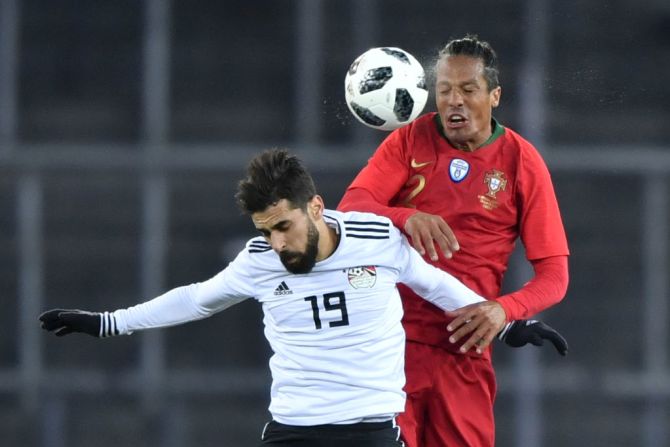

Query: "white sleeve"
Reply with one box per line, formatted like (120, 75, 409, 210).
(395, 234, 485, 310)
(113, 249, 257, 334)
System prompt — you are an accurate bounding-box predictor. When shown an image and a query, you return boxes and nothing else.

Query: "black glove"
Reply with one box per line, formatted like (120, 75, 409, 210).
(498, 319, 568, 356)
(39, 309, 119, 338)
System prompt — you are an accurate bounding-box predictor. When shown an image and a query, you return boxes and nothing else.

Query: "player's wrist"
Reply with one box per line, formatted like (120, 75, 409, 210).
(397, 208, 420, 230)
(99, 311, 121, 337)
(494, 294, 516, 322)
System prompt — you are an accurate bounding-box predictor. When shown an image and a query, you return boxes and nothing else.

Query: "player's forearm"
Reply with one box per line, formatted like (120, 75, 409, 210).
(424, 270, 486, 310)
(113, 284, 213, 334)
(496, 255, 569, 320)
(403, 247, 485, 310)
(337, 187, 417, 230)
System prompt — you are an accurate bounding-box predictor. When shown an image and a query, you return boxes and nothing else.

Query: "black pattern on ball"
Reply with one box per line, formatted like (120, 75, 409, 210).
(350, 102, 386, 127)
(380, 48, 411, 64)
(417, 74, 427, 90)
(394, 89, 414, 122)
(359, 67, 393, 94)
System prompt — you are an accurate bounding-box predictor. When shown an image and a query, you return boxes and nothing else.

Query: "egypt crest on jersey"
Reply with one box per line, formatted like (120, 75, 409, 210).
(347, 265, 377, 288)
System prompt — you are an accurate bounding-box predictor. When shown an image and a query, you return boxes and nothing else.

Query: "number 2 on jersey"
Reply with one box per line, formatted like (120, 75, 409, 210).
(304, 292, 349, 329)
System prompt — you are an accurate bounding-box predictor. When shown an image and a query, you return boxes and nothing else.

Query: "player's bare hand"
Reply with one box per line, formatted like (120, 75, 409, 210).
(446, 301, 507, 354)
(404, 212, 459, 261)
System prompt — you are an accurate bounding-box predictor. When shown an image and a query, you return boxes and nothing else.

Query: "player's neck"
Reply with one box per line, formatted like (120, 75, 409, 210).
(316, 220, 340, 262)
(449, 128, 492, 152)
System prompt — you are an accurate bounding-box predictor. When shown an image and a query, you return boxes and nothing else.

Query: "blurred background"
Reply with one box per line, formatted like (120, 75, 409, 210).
(1, 0, 669, 446)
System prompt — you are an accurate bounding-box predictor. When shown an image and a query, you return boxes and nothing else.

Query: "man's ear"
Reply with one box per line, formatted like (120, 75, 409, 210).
(491, 86, 502, 108)
(309, 195, 325, 219)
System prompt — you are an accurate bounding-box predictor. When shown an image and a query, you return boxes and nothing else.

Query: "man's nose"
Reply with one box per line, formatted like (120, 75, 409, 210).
(447, 90, 464, 106)
(270, 232, 287, 251)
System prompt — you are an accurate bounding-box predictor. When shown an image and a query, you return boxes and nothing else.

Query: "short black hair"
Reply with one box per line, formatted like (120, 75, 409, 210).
(235, 149, 317, 214)
(437, 34, 499, 91)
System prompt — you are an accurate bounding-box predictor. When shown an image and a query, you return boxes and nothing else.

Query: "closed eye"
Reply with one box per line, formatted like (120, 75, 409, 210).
(273, 221, 291, 232)
(256, 220, 291, 238)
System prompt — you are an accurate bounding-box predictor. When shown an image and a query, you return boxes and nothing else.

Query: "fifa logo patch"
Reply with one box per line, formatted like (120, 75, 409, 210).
(347, 266, 377, 289)
(449, 158, 470, 182)
(478, 169, 507, 210)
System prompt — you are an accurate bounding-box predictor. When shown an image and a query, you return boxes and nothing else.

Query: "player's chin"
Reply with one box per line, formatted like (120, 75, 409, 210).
(281, 256, 315, 274)
(284, 263, 314, 275)
(443, 127, 473, 146)
(280, 252, 300, 265)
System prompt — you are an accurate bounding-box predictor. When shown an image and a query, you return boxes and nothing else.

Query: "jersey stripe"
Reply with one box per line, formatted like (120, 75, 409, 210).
(344, 227, 389, 233)
(347, 234, 390, 239)
(344, 218, 390, 240)
(343, 220, 390, 227)
(249, 239, 272, 253)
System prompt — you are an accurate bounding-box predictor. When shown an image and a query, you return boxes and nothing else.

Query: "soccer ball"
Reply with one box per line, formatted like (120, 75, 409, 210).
(344, 47, 428, 131)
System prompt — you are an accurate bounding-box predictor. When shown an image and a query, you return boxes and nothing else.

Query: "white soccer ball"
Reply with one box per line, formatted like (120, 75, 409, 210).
(344, 47, 428, 131)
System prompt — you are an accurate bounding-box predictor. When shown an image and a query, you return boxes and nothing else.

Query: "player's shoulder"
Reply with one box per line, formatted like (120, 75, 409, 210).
(500, 125, 544, 158)
(244, 237, 273, 254)
(324, 209, 396, 241)
(382, 113, 440, 163)
(218, 237, 278, 279)
(397, 113, 437, 140)
(325, 209, 407, 268)
(406, 112, 436, 130)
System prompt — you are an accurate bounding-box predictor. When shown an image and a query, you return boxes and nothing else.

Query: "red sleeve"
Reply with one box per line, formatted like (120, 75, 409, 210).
(517, 146, 570, 260)
(495, 255, 569, 320)
(337, 130, 417, 229)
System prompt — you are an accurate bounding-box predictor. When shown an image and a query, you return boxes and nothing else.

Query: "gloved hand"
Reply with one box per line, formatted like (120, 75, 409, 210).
(498, 319, 568, 356)
(39, 309, 118, 338)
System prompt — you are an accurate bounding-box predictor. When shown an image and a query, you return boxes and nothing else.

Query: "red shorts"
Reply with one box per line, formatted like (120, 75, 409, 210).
(398, 341, 497, 447)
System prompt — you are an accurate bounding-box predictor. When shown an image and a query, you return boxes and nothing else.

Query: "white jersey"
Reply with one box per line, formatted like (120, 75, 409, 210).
(113, 210, 485, 425)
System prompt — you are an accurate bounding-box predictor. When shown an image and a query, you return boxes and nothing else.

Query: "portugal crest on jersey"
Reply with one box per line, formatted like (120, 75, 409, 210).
(347, 266, 377, 289)
(478, 169, 507, 210)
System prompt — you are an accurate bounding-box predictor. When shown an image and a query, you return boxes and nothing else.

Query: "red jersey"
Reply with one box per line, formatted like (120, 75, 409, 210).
(340, 113, 569, 354)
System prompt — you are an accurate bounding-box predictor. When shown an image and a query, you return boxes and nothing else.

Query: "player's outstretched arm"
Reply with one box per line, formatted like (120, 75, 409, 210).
(39, 309, 118, 338)
(498, 319, 568, 356)
(39, 270, 252, 339)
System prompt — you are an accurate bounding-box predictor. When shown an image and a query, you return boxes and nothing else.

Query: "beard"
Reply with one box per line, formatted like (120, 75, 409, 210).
(279, 219, 320, 274)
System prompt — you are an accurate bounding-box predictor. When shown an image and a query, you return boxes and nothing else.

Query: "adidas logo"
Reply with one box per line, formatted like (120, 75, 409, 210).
(274, 281, 293, 296)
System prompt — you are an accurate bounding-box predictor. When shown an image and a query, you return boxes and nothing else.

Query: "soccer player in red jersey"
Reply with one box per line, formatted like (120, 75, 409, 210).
(338, 35, 570, 447)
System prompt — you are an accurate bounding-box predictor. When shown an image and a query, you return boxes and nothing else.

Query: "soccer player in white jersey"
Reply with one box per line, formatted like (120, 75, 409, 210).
(40, 149, 567, 447)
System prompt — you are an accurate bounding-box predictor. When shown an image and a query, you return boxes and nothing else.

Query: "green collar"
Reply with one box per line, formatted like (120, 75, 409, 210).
(481, 118, 505, 147)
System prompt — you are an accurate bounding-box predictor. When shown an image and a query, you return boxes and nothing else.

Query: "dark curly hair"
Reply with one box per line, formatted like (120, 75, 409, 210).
(235, 149, 316, 214)
(437, 34, 499, 91)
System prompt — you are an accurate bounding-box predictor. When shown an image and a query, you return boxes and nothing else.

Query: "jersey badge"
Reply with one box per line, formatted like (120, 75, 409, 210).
(478, 169, 507, 210)
(449, 158, 470, 182)
(273, 281, 293, 296)
(347, 266, 377, 289)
